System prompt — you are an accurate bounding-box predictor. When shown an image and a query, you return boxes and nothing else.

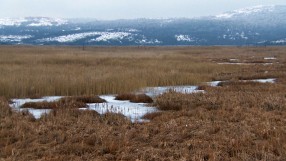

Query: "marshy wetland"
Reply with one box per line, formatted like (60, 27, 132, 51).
(1, 46, 286, 160)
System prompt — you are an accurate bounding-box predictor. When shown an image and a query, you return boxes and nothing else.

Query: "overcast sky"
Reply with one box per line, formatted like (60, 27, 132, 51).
(1, 0, 286, 19)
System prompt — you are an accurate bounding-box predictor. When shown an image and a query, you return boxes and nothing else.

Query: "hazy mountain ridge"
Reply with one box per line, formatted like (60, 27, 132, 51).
(0, 17, 68, 27)
(0, 5, 285, 46)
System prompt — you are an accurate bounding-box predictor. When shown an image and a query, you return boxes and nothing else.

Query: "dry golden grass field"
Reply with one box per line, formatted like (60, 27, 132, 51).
(1, 46, 286, 160)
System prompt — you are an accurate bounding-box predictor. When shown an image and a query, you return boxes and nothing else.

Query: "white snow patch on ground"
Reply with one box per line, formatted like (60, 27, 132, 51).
(88, 95, 157, 122)
(0, 35, 33, 42)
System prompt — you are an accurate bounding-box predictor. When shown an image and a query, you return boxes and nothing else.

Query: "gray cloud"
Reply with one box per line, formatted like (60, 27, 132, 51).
(1, 0, 286, 19)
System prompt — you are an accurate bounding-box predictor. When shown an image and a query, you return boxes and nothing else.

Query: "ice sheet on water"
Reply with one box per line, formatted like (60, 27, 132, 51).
(88, 95, 157, 122)
(248, 78, 276, 83)
(206, 81, 222, 87)
(264, 57, 277, 60)
(205, 79, 275, 86)
(9, 95, 157, 122)
(218, 62, 252, 65)
(218, 62, 274, 65)
(9, 96, 62, 119)
(10, 96, 62, 109)
(21, 108, 51, 119)
(10, 96, 62, 108)
(229, 59, 239, 61)
(142, 85, 200, 97)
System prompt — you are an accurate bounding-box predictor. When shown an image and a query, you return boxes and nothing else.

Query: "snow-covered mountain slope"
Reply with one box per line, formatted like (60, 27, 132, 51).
(0, 5, 285, 46)
(0, 18, 28, 26)
(38, 32, 132, 43)
(215, 5, 276, 19)
(214, 5, 286, 26)
(0, 17, 67, 27)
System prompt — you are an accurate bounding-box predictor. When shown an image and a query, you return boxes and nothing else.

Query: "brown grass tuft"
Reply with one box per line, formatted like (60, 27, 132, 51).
(115, 93, 153, 103)
(63, 95, 106, 104)
(155, 91, 196, 111)
(21, 95, 106, 109)
(21, 101, 61, 109)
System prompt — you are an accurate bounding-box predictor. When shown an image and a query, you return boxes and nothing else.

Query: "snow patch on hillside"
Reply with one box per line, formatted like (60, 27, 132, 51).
(39, 32, 134, 43)
(90, 32, 131, 42)
(271, 39, 286, 44)
(38, 32, 102, 43)
(216, 5, 275, 19)
(175, 35, 195, 42)
(127, 29, 139, 32)
(0, 35, 33, 42)
(0, 18, 27, 26)
(28, 17, 67, 26)
(220, 32, 248, 40)
(136, 38, 162, 44)
(0, 17, 67, 27)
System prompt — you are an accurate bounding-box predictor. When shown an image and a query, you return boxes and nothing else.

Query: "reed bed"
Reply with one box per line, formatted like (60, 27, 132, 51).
(0, 46, 252, 98)
(1, 46, 286, 99)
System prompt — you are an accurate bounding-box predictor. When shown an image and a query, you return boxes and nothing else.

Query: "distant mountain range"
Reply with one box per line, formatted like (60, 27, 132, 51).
(0, 5, 286, 46)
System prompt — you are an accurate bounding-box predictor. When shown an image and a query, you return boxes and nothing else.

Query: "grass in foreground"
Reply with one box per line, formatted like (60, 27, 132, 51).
(1, 79, 286, 160)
